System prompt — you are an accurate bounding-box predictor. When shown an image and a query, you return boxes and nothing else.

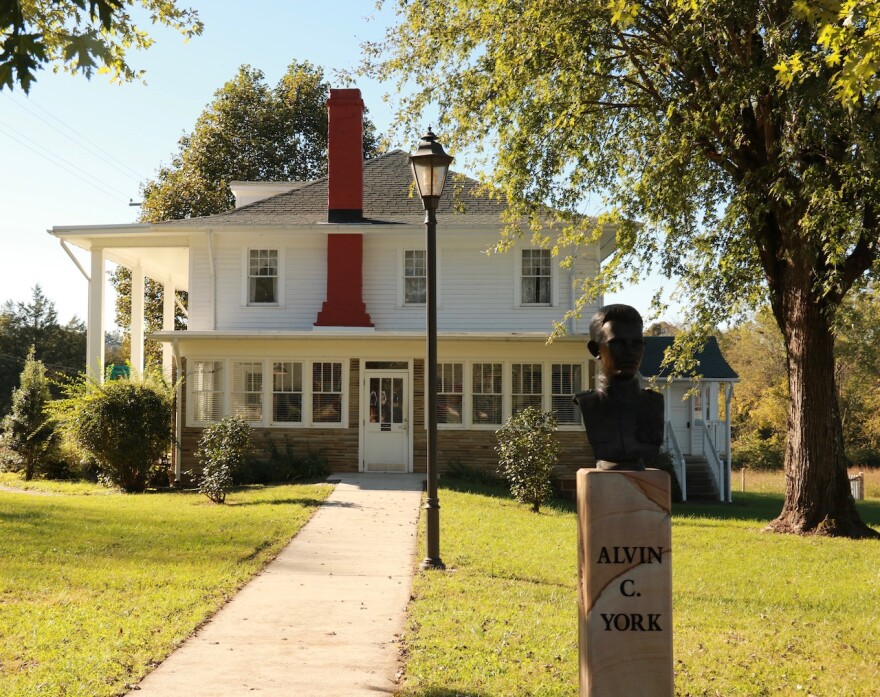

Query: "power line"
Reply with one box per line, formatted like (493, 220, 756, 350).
(0, 123, 131, 204)
(4, 92, 147, 183)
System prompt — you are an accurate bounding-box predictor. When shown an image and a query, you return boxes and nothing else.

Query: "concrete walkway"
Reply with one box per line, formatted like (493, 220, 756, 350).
(130, 473, 425, 696)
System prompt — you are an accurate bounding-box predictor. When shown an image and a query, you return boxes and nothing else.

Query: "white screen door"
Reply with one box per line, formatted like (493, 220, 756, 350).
(363, 372, 409, 472)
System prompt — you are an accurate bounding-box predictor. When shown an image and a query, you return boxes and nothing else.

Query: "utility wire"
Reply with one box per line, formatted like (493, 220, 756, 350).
(0, 123, 130, 204)
(4, 92, 147, 183)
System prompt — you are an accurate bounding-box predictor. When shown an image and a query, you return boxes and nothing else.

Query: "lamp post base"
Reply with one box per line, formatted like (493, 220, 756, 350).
(420, 498, 444, 570)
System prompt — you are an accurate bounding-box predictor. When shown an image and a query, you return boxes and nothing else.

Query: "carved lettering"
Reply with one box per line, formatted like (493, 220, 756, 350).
(596, 546, 664, 564)
(620, 579, 636, 597)
(599, 613, 663, 631)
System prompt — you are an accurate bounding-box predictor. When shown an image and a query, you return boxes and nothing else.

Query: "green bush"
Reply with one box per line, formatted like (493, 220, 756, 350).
(2, 349, 57, 480)
(495, 407, 560, 512)
(50, 371, 174, 492)
(193, 416, 252, 503)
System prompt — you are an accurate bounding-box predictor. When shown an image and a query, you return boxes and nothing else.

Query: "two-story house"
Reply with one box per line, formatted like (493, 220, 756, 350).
(51, 89, 615, 484)
(50, 88, 734, 499)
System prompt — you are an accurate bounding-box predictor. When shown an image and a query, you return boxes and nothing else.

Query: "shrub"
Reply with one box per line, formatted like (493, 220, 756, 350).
(236, 434, 328, 484)
(2, 349, 57, 480)
(193, 416, 252, 503)
(495, 407, 560, 512)
(50, 371, 174, 492)
(731, 432, 785, 471)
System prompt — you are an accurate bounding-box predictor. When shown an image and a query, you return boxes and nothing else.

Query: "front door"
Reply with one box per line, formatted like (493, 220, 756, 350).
(362, 372, 409, 472)
(668, 383, 692, 456)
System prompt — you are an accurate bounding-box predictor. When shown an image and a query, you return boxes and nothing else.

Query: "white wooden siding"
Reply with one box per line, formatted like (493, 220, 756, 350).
(186, 227, 601, 333)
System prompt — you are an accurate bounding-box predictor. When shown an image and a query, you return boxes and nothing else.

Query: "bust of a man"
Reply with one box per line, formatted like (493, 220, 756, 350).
(574, 304, 664, 471)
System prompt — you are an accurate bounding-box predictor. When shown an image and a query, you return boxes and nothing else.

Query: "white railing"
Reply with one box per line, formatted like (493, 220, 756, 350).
(704, 420, 728, 458)
(663, 421, 687, 502)
(696, 420, 725, 502)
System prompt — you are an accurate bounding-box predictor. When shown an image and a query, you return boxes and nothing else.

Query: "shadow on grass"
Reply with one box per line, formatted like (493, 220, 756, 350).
(231, 497, 336, 508)
(399, 688, 490, 697)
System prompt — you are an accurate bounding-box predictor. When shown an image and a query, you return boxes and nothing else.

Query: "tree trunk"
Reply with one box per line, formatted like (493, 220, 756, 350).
(766, 271, 878, 538)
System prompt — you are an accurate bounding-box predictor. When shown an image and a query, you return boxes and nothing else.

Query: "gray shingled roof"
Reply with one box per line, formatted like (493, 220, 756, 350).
(163, 150, 508, 227)
(639, 336, 739, 380)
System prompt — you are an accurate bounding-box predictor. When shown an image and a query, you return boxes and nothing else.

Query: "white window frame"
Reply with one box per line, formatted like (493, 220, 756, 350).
(230, 360, 264, 424)
(515, 248, 556, 307)
(436, 362, 464, 427)
(311, 361, 348, 427)
(511, 363, 543, 416)
(243, 248, 285, 307)
(189, 360, 225, 426)
(551, 362, 585, 428)
(470, 361, 505, 428)
(270, 361, 304, 426)
(187, 358, 348, 429)
(397, 247, 442, 307)
(402, 249, 427, 306)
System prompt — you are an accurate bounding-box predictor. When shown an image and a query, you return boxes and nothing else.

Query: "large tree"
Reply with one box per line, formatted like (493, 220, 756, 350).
(0, 0, 201, 92)
(367, 0, 880, 536)
(111, 61, 382, 366)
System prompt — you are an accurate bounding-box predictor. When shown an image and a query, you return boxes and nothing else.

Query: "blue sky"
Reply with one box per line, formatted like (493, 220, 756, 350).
(0, 0, 663, 326)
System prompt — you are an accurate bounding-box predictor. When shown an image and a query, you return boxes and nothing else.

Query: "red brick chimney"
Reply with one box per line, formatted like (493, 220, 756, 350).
(315, 88, 373, 327)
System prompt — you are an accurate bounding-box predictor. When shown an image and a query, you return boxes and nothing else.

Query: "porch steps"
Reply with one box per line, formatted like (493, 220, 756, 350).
(684, 456, 718, 502)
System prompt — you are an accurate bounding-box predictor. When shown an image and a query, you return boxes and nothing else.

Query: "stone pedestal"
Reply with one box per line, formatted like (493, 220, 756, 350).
(577, 469, 673, 697)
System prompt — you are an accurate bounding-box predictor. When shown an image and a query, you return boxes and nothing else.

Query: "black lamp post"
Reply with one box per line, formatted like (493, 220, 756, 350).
(410, 128, 453, 571)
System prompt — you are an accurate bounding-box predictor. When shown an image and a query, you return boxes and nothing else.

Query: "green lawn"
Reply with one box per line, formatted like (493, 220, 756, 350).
(0, 480, 331, 697)
(401, 481, 880, 696)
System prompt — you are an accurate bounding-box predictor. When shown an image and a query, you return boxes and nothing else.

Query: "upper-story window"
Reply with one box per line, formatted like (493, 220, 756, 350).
(248, 249, 279, 304)
(404, 250, 426, 305)
(521, 249, 551, 305)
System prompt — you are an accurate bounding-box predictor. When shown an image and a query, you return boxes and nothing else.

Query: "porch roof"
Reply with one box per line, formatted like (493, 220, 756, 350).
(639, 336, 738, 380)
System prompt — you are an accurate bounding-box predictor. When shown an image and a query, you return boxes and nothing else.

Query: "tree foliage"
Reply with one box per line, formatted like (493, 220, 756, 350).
(777, 0, 880, 103)
(0, 285, 86, 413)
(495, 407, 560, 512)
(137, 60, 381, 222)
(2, 347, 55, 480)
(0, 0, 202, 92)
(110, 61, 382, 365)
(50, 370, 173, 492)
(368, 0, 880, 537)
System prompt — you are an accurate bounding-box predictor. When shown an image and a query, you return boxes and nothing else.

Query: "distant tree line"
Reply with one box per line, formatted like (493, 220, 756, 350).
(0, 285, 86, 414)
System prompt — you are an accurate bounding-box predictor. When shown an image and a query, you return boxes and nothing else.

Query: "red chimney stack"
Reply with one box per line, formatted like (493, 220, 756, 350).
(315, 88, 373, 328)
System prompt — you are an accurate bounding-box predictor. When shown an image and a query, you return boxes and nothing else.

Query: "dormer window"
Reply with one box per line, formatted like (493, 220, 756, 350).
(248, 249, 278, 304)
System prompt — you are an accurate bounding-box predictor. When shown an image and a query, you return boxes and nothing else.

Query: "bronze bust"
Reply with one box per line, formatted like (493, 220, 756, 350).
(574, 304, 664, 471)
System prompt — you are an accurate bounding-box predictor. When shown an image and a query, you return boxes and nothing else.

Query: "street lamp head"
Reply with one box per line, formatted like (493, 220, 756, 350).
(409, 128, 453, 210)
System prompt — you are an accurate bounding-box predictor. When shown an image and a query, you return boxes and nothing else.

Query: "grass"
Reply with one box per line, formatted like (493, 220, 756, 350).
(738, 467, 880, 499)
(0, 470, 112, 495)
(400, 478, 880, 696)
(0, 477, 332, 697)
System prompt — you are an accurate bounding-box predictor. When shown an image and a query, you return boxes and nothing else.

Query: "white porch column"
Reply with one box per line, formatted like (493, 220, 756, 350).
(87, 248, 106, 380)
(725, 383, 734, 502)
(162, 280, 175, 380)
(130, 266, 145, 374)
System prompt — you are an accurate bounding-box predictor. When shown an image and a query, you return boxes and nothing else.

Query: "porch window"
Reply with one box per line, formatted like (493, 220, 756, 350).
(552, 363, 582, 424)
(472, 362, 503, 425)
(312, 362, 343, 424)
(512, 363, 542, 415)
(521, 249, 551, 304)
(437, 363, 463, 424)
(404, 250, 426, 304)
(272, 361, 303, 423)
(232, 361, 263, 422)
(248, 249, 278, 304)
(192, 361, 224, 423)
